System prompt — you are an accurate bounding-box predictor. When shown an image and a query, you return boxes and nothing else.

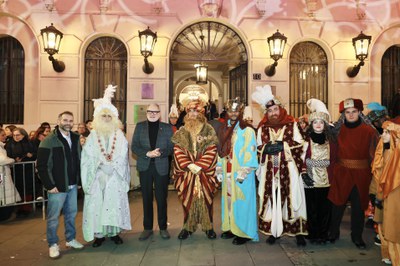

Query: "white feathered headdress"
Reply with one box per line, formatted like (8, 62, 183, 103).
(251, 84, 281, 111)
(243, 106, 253, 120)
(307, 98, 330, 123)
(93, 84, 119, 118)
(169, 104, 179, 118)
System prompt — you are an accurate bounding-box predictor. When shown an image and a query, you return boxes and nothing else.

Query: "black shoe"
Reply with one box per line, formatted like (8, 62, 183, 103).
(206, 229, 217, 239)
(365, 218, 374, 229)
(178, 229, 191, 240)
(232, 236, 250, 245)
(309, 238, 317, 245)
(374, 235, 381, 246)
(327, 233, 339, 243)
(92, 237, 105, 248)
(111, 235, 123, 245)
(221, 231, 235, 239)
(296, 235, 306, 246)
(267, 235, 277, 245)
(352, 237, 366, 249)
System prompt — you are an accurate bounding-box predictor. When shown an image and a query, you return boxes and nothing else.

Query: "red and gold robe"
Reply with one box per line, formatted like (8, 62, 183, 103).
(172, 123, 219, 232)
(328, 123, 378, 210)
(257, 121, 308, 237)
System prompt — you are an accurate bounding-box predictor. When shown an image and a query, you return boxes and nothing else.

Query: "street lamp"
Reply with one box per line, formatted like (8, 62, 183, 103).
(346, 31, 371, 78)
(40, 23, 65, 72)
(139, 27, 157, 74)
(265, 30, 287, 77)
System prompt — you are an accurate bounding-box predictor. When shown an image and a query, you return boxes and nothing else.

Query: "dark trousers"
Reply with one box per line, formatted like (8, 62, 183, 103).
(139, 163, 169, 230)
(305, 187, 331, 240)
(329, 186, 364, 241)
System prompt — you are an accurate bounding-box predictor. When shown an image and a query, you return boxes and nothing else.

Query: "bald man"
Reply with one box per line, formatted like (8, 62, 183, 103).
(131, 104, 174, 241)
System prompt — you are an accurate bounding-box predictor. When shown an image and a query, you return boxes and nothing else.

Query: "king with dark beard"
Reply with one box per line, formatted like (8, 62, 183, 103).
(172, 99, 219, 240)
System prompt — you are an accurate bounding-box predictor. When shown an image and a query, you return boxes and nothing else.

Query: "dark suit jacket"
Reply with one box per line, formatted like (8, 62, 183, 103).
(131, 120, 174, 176)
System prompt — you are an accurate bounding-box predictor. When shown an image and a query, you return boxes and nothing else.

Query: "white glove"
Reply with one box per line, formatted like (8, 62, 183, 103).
(236, 167, 251, 183)
(100, 164, 114, 175)
(217, 174, 223, 182)
(187, 163, 202, 174)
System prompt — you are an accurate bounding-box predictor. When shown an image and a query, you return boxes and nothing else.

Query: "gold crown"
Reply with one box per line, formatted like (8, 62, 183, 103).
(225, 97, 244, 112)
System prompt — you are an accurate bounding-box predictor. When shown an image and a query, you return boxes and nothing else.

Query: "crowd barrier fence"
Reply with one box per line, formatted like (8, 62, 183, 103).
(0, 161, 47, 220)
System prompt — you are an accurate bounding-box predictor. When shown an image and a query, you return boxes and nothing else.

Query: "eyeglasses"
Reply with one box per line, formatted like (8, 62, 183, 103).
(147, 110, 160, 115)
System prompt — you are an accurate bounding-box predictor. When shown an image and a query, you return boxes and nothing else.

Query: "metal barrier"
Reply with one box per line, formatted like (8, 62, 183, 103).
(0, 161, 47, 220)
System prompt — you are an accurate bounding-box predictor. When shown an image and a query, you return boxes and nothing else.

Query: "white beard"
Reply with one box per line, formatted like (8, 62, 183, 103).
(92, 117, 119, 138)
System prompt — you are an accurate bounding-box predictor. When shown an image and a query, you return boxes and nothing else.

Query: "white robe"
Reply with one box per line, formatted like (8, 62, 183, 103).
(81, 130, 131, 242)
(0, 142, 21, 205)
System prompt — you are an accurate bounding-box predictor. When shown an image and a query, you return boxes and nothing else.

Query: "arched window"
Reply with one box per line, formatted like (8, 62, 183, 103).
(0, 36, 24, 124)
(381, 45, 400, 117)
(84, 37, 127, 125)
(289, 42, 328, 118)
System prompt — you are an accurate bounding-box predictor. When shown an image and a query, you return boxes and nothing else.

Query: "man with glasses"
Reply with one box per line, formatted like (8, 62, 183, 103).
(132, 103, 174, 241)
(37, 111, 84, 259)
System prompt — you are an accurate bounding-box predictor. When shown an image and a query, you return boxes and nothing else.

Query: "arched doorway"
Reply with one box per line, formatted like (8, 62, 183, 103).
(381, 45, 400, 117)
(170, 21, 248, 114)
(0, 36, 24, 124)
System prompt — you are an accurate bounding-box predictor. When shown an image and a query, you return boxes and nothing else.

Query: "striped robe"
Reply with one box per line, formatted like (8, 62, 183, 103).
(172, 123, 219, 232)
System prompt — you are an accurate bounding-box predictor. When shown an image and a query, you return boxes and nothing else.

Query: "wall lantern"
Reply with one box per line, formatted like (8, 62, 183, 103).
(195, 63, 208, 84)
(40, 23, 65, 72)
(139, 27, 157, 74)
(346, 31, 371, 78)
(265, 30, 287, 77)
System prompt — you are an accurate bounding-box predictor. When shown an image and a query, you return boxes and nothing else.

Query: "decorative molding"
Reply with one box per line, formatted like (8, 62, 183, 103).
(152, 0, 163, 14)
(43, 0, 56, 12)
(305, 0, 318, 18)
(356, 0, 366, 20)
(99, 0, 111, 14)
(198, 0, 223, 18)
(255, 0, 267, 16)
(0, 0, 7, 9)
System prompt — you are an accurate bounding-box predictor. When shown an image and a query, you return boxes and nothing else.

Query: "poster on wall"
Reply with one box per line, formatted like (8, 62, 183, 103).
(141, 83, 154, 99)
(134, 105, 148, 124)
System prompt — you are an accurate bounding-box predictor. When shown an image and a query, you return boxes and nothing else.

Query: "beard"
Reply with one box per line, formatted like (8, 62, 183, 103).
(268, 115, 280, 124)
(92, 115, 121, 137)
(184, 113, 206, 134)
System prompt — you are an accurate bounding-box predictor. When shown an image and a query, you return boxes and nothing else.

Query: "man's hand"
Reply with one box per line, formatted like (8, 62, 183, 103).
(375, 198, 383, 210)
(369, 194, 376, 207)
(236, 167, 251, 183)
(301, 173, 314, 187)
(215, 166, 222, 175)
(263, 141, 284, 155)
(187, 163, 202, 174)
(100, 164, 114, 175)
(48, 187, 59, 193)
(146, 148, 161, 158)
